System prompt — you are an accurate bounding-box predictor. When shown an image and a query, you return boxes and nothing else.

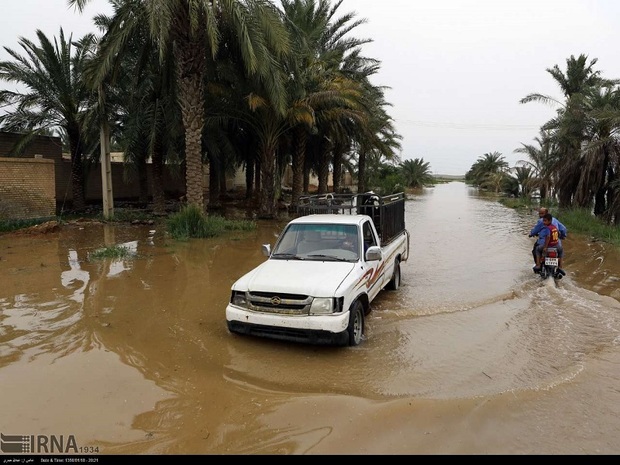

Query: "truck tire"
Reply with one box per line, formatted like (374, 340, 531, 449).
(386, 259, 401, 290)
(347, 301, 364, 346)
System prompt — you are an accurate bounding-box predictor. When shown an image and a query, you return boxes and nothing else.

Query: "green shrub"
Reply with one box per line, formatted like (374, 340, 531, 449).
(89, 244, 134, 260)
(560, 208, 620, 246)
(166, 204, 256, 240)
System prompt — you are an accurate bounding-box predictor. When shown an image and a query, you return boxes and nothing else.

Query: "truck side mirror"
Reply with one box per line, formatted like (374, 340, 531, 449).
(262, 244, 271, 257)
(365, 246, 382, 261)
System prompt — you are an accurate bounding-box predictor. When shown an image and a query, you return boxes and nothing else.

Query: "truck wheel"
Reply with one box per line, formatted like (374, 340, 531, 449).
(386, 259, 400, 290)
(347, 301, 364, 346)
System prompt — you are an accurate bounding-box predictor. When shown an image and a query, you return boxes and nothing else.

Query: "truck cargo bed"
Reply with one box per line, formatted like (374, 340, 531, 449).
(296, 192, 406, 245)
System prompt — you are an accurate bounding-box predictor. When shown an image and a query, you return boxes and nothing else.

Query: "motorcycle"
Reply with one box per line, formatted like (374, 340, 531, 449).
(530, 231, 566, 281)
(539, 247, 563, 280)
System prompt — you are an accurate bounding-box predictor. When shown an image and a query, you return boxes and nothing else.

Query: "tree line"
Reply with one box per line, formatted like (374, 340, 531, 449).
(465, 54, 620, 226)
(0, 0, 436, 219)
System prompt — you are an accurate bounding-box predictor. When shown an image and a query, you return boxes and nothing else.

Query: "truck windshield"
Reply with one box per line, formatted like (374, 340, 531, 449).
(272, 223, 359, 261)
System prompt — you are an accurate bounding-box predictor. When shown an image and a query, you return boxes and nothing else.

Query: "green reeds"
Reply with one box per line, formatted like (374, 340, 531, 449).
(89, 244, 133, 260)
(166, 204, 255, 240)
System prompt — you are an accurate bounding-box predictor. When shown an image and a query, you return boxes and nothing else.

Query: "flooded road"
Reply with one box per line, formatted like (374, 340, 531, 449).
(1, 181, 620, 455)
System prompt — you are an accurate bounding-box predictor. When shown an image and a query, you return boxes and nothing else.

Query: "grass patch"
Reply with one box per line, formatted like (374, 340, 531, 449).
(0, 217, 56, 233)
(433, 176, 464, 184)
(89, 244, 133, 260)
(559, 208, 620, 246)
(499, 197, 541, 210)
(166, 204, 256, 240)
(499, 198, 620, 247)
(89, 244, 134, 260)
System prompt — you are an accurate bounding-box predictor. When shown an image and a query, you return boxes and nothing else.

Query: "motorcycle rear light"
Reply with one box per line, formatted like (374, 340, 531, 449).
(548, 251, 557, 258)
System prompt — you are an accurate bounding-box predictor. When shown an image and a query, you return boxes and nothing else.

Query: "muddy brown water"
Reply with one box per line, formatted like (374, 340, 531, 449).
(1, 181, 620, 455)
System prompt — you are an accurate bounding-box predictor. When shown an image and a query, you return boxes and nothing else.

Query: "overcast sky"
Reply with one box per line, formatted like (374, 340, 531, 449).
(2, 0, 620, 175)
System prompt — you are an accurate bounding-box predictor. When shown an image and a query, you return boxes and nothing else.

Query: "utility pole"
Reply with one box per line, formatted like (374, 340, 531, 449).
(99, 85, 114, 219)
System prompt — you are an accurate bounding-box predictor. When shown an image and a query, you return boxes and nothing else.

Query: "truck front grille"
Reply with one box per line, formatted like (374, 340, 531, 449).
(247, 291, 312, 315)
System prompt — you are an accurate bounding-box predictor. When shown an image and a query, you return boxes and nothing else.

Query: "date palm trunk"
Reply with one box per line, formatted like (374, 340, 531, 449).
(357, 149, 367, 193)
(245, 157, 254, 200)
(303, 154, 310, 194)
(137, 156, 149, 206)
(68, 127, 85, 211)
(258, 138, 278, 219)
(291, 127, 306, 207)
(317, 138, 332, 194)
(593, 149, 609, 217)
(151, 139, 166, 215)
(208, 155, 221, 211)
(332, 142, 345, 194)
(177, 41, 205, 211)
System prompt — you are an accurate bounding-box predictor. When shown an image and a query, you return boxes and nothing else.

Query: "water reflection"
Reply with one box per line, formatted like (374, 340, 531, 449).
(61, 249, 90, 302)
(106, 240, 138, 277)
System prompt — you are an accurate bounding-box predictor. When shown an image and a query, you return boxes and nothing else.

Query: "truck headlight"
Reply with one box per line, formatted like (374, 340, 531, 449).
(310, 298, 335, 315)
(231, 291, 249, 308)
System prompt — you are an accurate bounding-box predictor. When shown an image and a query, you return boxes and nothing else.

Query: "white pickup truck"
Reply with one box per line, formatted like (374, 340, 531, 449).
(225, 192, 410, 346)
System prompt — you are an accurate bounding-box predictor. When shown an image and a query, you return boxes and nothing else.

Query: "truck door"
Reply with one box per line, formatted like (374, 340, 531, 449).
(362, 220, 386, 301)
(362, 221, 378, 256)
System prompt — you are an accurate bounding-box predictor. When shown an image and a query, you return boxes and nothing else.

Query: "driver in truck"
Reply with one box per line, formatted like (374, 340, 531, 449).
(341, 230, 358, 254)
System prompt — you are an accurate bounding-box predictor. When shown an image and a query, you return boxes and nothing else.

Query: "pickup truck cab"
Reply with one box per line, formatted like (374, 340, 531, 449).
(226, 192, 410, 346)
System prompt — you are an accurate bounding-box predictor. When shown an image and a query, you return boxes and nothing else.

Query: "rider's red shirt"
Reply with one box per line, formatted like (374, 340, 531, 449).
(546, 224, 559, 247)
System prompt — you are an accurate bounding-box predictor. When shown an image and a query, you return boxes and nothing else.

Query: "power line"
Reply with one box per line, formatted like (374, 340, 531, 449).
(394, 119, 540, 131)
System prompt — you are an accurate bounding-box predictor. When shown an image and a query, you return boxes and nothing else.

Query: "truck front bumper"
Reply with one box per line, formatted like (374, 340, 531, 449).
(226, 304, 351, 345)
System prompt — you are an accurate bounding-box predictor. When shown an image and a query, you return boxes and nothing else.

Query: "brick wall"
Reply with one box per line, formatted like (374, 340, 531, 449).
(0, 157, 56, 220)
(0, 132, 63, 161)
(43, 159, 187, 205)
(0, 132, 66, 209)
(1, 132, 188, 208)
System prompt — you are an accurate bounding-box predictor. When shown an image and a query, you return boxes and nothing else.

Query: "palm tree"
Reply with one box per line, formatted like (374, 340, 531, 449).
(71, 0, 290, 212)
(577, 84, 620, 217)
(89, 1, 183, 215)
(466, 151, 508, 187)
(202, 0, 369, 216)
(0, 28, 98, 211)
(510, 166, 536, 198)
(400, 158, 433, 188)
(355, 84, 402, 193)
(520, 54, 613, 208)
(482, 171, 509, 194)
(278, 0, 372, 204)
(514, 129, 558, 201)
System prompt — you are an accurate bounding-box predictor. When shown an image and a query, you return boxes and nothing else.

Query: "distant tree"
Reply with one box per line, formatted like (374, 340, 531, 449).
(514, 129, 558, 201)
(510, 166, 536, 198)
(481, 171, 509, 193)
(400, 158, 433, 188)
(465, 151, 509, 187)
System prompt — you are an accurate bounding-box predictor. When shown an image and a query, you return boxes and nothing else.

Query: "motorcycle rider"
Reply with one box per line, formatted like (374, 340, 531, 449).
(529, 207, 567, 267)
(533, 212, 566, 276)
